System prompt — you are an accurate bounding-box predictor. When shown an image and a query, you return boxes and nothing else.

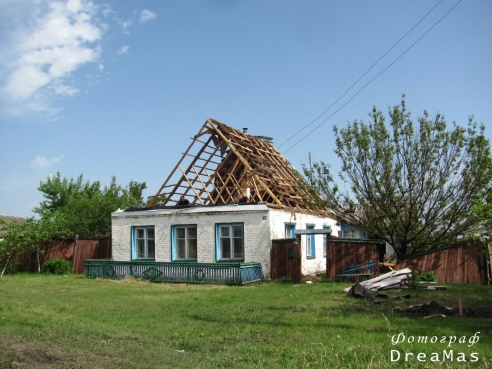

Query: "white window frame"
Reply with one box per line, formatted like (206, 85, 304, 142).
(216, 223, 244, 261)
(323, 225, 331, 258)
(172, 225, 197, 261)
(323, 234, 327, 258)
(132, 226, 155, 260)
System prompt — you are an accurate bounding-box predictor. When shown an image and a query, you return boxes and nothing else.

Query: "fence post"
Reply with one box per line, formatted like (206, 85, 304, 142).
(73, 234, 79, 274)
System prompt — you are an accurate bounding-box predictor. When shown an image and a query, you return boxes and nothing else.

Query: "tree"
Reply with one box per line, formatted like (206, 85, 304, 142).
(34, 173, 147, 238)
(0, 218, 58, 276)
(468, 187, 492, 237)
(303, 96, 492, 258)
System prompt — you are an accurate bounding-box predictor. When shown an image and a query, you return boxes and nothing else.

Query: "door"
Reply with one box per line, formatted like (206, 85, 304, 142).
(270, 237, 301, 282)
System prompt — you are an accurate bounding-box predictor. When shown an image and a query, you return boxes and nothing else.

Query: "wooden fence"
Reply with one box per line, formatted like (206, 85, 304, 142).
(270, 238, 301, 282)
(395, 240, 489, 284)
(21, 237, 111, 274)
(326, 239, 386, 281)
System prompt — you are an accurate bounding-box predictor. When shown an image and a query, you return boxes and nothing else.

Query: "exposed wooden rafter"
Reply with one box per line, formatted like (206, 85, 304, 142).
(148, 119, 331, 216)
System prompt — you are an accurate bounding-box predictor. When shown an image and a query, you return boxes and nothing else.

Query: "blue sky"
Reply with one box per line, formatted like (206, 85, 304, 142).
(1, 0, 491, 218)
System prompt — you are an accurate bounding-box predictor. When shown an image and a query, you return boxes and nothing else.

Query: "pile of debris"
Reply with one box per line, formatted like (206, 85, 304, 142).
(344, 268, 412, 293)
(344, 268, 448, 304)
(345, 268, 447, 293)
(397, 301, 455, 318)
(344, 268, 491, 318)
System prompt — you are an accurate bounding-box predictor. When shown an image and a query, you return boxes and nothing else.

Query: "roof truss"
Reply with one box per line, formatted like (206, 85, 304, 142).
(148, 119, 331, 216)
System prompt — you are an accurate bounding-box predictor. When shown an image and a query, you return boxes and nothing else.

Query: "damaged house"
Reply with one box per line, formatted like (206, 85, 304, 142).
(104, 119, 339, 283)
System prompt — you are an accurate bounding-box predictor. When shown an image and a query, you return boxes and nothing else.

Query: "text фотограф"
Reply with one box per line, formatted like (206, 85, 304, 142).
(390, 332, 481, 363)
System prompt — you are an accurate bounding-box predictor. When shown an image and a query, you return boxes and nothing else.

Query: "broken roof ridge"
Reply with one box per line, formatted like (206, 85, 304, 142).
(147, 118, 332, 217)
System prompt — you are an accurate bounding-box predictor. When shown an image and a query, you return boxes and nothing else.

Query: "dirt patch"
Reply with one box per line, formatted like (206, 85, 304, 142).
(0, 336, 83, 369)
(395, 300, 492, 318)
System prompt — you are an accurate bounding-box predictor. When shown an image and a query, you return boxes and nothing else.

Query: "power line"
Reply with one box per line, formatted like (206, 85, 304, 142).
(280, 0, 462, 154)
(278, 0, 445, 150)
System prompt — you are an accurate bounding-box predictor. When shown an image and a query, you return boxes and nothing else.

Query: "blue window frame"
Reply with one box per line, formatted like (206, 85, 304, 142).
(172, 225, 197, 261)
(216, 223, 244, 261)
(132, 226, 155, 260)
(306, 224, 315, 258)
(340, 224, 366, 239)
(284, 223, 296, 238)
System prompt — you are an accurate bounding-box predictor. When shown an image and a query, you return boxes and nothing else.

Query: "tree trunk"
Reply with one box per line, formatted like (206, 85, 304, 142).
(36, 248, 41, 273)
(0, 254, 13, 277)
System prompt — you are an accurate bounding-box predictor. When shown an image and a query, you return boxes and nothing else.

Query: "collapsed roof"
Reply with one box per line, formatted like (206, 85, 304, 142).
(147, 119, 331, 216)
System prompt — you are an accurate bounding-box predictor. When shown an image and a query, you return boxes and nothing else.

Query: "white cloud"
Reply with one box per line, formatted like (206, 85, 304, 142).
(118, 45, 130, 55)
(140, 9, 156, 23)
(0, 2, 157, 119)
(121, 19, 133, 31)
(30, 155, 64, 170)
(0, 0, 104, 116)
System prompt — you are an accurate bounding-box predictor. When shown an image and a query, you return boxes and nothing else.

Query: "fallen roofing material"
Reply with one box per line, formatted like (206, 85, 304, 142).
(344, 268, 413, 293)
(344, 268, 413, 303)
(147, 118, 331, 216)
(346, 282, 411, 303)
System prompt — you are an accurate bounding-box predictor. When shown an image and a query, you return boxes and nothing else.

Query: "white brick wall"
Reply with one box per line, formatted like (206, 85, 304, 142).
(111, 204, 339, 278)
(112, 205, 271, 275)
(268, 209, 340, 276)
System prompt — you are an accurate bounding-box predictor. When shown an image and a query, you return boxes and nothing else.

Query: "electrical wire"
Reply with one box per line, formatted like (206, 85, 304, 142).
(279, 0, 463, 154)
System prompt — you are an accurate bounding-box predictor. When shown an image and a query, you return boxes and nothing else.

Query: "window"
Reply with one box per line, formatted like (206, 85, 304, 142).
(217, 224, 244, 260)
(323, 225, 331, 258)
(284, 223, 296, 238)
(306, 224, 315, 258)
(172, 225, 197, 261)
(323, 234, 327, 257)
(132, 226, 155, 260)
(341, 225, 366, 239)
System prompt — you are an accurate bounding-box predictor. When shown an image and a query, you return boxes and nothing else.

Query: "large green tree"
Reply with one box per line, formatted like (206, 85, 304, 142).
(303, 96, 492, 258)
(0, 217, 59, 276)
(34, 173, 147, 238)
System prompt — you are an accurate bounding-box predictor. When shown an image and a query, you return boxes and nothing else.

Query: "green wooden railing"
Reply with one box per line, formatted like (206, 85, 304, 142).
(84, 260, 264, 285)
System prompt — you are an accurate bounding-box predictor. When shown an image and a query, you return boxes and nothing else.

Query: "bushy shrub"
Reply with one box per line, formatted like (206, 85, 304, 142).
(42, 259, 72, 275)
(417, 271, 436, 282)
(404, 270, 437, 290)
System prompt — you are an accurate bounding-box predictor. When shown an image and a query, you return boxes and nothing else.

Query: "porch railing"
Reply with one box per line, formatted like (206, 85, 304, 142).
(84, 260, 264, 285)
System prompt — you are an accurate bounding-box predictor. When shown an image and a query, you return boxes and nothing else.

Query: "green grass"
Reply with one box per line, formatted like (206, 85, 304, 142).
(0, 274, 490, 369)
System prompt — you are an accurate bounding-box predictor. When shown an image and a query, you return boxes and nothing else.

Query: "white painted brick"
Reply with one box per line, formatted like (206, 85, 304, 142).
(111, 204, 339, 278)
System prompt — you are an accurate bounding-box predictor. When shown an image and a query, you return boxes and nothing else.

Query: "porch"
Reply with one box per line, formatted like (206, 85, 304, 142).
(84, 260, 264, 285)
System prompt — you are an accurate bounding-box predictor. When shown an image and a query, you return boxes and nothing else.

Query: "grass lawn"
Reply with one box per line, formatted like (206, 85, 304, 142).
(0, 274, 490, 369)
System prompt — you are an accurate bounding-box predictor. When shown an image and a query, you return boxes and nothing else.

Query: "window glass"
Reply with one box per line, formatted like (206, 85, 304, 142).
(137, 239, 146, 258)
(177, 239, 186, 259)
(147, 228, 155, 239)
(285, 224, 296, 238)
(176, 228, 185, 239)
(221, 238, 231, 259)
(173, 225, 198, 261)
(217, 224, 244, 261)
(147, 239, 155, 259)
(133, 226, 155, 260)
(233, 225, 242, 238)
(189, 238, 197, 259)
(137, 228, 145, 239)
(306, 225, 315, 258)
(188, 227, 197, 238)
(233, 238, 244, 259)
